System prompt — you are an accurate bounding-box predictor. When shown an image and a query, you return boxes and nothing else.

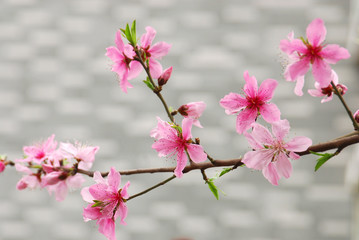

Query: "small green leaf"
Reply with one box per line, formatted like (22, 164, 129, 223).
(219, 167, 232, 177)
(310, 151, 328, 157)
(91, 200, 103, 208)
(207, 180, 219, 200)
(314, 153, 334, 172)
(124, 23, 133, 45)
(143, 78, 155, 90)
(131, 20, 137, 45)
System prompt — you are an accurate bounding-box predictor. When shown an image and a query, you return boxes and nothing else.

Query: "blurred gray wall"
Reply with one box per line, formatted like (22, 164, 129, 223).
(0, 0, 358, 240)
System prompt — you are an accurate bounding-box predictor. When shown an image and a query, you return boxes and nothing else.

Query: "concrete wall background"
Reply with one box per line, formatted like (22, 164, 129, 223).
(0, 0, 358, 240)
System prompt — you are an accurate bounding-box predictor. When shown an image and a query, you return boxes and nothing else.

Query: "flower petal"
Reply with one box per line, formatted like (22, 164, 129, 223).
(271, 119, 290, 142)
(81, 187, 94, 203)
(83, 203, 102, 221)
(149, 41, 172, 59)
(262, 162, 280, 186)
(108, 167, 121, 190)
(294, 75, 305, 96)
(174, 149, 187, 178)
(286, 58, 310, 81)
(275, 152, 292, 179)
(242, 149, 273, 170)
(149, 59, 163, 79)
(219, 92, 247, 115)
(250, 123, 274, 146)
(243, 71, 258, 98)
(141, 26, 156, 48)
(89, 184, 109, 201)
(259, 103, 281, 123)
(284, 136, 312, 152)
(320, 44, 350, 64)
(236, 108, 258, 134)
(98, 218, 116, 240)
(258, 78, 278, 101)
(187, 144, 207, 163)
(306, 18, 326, 47)
(115, 30, 125, 52)
(312, 58, 332, 88)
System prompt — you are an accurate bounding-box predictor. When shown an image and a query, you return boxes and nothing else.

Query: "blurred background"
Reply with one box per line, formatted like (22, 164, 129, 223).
(0, 0, 359, 239)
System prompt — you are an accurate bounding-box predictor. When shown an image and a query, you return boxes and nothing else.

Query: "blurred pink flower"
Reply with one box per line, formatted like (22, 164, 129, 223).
(178, 101, 206, 128)
(280, 18, 350, 94)
(0, 161, 5, 173)
(140, 26, 171, 79)
(81, 168, 129, 240)
(60, 142, 99, 170)
(242, 119, 312, 185)
(308, 70, 347, 103)
(106, 31, 142, 93)
(220, 71, 280, 134)
(151, 118, 207, 178)
(17, 134, 57, 164)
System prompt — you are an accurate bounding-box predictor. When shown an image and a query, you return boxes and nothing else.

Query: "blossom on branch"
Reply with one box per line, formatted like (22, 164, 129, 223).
(157, 66, 173, 86)
(81, 168, 130, 240)
(242, 119, 312, 185)
(139, 26, 171, 79)
(220, 71, 281, 134)
(280, 18, 350, 95)
(308, 70, 347, 103)
(354, 110, 359, 123)
(151, 117, 207, 178)
(178, 101, 206, 128)
(106, 31, 142, 93)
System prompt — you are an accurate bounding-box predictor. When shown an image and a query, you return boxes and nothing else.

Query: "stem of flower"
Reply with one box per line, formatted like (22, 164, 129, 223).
(127, 175, 176, 201)
(331, 82, 359, 131)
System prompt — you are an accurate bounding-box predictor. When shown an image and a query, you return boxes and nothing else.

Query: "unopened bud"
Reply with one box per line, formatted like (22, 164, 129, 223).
(354, 110, 359, 123)
(158, 66, 173, 86)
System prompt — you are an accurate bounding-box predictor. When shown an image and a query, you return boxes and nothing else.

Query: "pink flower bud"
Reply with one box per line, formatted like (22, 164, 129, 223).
(178, 101, 206, 128)
(336, 84, 347, 95)
(0, 161, 5, 173)
(354, 110, 359, 123)
(16, 180, 28, 190)
(157, 66, 173, 86)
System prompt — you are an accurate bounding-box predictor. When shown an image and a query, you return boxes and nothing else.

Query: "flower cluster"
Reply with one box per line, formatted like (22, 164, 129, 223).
(15, 134, 99, 201)
(81, 168, 129, 240)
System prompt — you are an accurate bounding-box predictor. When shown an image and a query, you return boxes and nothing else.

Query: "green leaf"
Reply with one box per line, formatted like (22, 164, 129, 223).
(314, 153, 334, 172)
(207, 180, 219, 200)
(219, 167, 232, 177)
(124, 23, 133, 45)
(143, 78, 155, 90)
(131, 20, 137, 45)
(91, 200, 103, 208)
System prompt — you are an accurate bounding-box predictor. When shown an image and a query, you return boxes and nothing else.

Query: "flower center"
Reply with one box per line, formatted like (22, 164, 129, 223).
(305, 43, 323, 64)
(321, 85, 333, 97)
(246, 95, 264, 110)
(35, 151, 45, 160)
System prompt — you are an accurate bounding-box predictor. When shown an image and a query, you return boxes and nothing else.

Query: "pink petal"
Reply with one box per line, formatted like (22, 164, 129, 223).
(115, 30, 125, 52)
(280, 38, 307, 55)
(286, 58, 310, 81)
(308, 88, 323, 97)
(181, 118, 193, 140)
(271, 119, 290, 142)
(242, 149, 273, 170)
(67, 174, 85, 189)
(284, 136, 312, 152)
(117, 202, 128, 225)
(93, 171, 106, 184)
(243, 131, 262, 150)
(186, 144, 207, 163)
(105, 47, 123, 62)
(149, 41, 172, 59)
(89, 184, 109, 201)
(250, 123, 275, 146)
(262, 162, 280, 186)
(321, 94, 333, 103)
(141, 26, 156, 48)
(120, 181, 130, 200)
(312, 58, 332, 88)
(98, 218, 116, 240)
(119, 70, 133, 93)
(108, 167, 121, 190)
(259, 103, 281, 123)
(219, 92, 248, 115)
(152, 139, 178, 157)
(127, 61, 143, 79)
(236, 108, 258, 134)
(53, 181, 68, 201)
(149, 58, 163, 79)
(81, 187, 94, 203)
(275, 152, 292, 179)
(258, 78, 278, 101)
(243, 71, 258, 98)
(294, 75, 305, 96)
(192, 119, 203, 128)
(83, 204, 102, 221)
(320, 44, 351, 64)
(174, 150, 187, 178)
(289, 152, 300, 160)
(306, 18, 326, 47)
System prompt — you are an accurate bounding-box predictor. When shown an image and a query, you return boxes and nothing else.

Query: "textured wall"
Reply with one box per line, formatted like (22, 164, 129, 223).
(0, 0, 358, 240)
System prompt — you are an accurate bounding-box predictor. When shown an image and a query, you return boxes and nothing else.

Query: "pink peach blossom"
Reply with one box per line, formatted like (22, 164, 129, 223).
(220, 71, 281, 134)
(242, 119, 312, 185)
(106, 30, 142, 93)
(140, 26, 171, 79)
(151, 117, 207, 178)
(308, 70, 347, 103)
(178, 101, 206, 128)
(0, 161, 5, 173)
(60, 142, 99, 170)
(81, 168, 129, 240)
(280, 18, 350, 94)
(354, 110, 359, 123)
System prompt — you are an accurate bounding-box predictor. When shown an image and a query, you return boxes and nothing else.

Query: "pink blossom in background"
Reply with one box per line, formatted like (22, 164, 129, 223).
(60, 142, 99, 170)
(140, 26, 171, 79)
(354, 110, 359, 123)
(242, 120, 312, 185)
(308, 70, 347, 103)
(81, 168, 130, 240)
(157, 66, 173, 86)
(0, 161, 5, 173)
(151, 117, 207, 178)
(106, 30, 142, 93)
(280, 18, 350, 94)
(15, 164, 40, 190)
(17, 134, 57, 164)
(178, 101, 206, 128)
(220, 71, 281, 134)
